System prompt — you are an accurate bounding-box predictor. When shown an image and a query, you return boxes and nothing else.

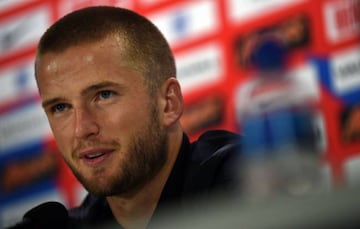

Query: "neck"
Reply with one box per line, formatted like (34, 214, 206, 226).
(106, 128, 183, 229)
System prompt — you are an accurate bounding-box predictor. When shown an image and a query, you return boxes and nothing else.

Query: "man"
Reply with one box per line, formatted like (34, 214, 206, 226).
(35, 6, 241, 229)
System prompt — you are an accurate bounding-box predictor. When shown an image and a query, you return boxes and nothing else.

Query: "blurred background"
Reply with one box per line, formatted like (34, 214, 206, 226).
(0, 0, 360, 227)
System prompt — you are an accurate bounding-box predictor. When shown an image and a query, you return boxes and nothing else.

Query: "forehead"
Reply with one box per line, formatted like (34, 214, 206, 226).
(35, 37, 145, 95)
(37, 37, 123, 72)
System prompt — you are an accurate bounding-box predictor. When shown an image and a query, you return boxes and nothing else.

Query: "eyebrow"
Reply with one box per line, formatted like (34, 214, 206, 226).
(81, 81, 122, 97)
(41, 81, 123, 109)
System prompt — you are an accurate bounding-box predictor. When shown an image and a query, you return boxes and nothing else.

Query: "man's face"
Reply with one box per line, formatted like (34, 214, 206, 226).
(36, 37, 167, 196)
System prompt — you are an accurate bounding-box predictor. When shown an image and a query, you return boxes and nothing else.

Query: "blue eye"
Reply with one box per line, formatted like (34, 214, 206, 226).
(52, 103, 68, 113)
(99, 90, 114, 99)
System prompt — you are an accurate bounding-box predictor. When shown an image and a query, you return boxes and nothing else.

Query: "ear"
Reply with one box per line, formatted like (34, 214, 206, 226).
(159, 77, 184, 127)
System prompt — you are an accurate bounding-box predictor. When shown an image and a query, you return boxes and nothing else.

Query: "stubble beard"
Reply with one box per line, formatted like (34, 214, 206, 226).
(69, 105, 168, 197)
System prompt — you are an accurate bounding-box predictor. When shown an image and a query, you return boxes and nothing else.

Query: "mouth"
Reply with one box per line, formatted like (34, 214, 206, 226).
(79, 149, 113, 167)
(85, 152, 106, 159)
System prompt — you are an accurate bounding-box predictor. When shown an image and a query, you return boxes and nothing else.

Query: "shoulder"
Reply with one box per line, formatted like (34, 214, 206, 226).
(182, 130, 242, 197)
(190, 130, 242, 162)
(68, 194, 116, 228)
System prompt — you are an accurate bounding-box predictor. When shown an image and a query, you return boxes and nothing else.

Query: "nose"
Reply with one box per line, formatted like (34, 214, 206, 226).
(74, 107, 100, 139)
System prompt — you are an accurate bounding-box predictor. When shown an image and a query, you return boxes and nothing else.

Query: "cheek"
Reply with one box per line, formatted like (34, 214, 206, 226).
(102, 105, 146, 131)
(48, 119, 73, 149)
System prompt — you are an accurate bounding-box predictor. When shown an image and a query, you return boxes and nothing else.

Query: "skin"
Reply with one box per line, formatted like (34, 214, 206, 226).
(36, 36, 184, 229)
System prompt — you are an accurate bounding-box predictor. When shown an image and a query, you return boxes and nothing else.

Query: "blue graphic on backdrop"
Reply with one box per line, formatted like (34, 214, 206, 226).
(172, 10, 189, 38)
(14, 67, 29, 93)
(311, 57, 360, 106)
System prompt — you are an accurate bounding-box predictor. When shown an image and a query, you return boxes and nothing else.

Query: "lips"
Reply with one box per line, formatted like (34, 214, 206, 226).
(79, 149, 113, 167)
